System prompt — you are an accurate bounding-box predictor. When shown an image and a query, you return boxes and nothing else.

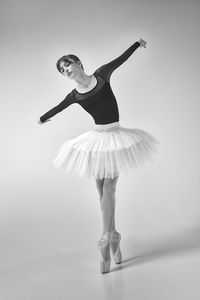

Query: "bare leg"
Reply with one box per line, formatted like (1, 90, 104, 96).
(96, 176, 121, 269)
(95, 178, 118, 233)
(101, 176, 118, 235)
(95, 178, 104, 202)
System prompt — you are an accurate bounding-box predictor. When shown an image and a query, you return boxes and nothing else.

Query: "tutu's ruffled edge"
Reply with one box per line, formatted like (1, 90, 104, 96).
(52, 126, 159, 180)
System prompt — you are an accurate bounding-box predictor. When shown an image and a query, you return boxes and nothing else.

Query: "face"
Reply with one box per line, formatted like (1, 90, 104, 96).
(59, 60, 81, 79)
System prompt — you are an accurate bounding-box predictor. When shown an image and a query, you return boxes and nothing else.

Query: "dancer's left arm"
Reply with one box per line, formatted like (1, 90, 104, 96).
(95, 38, 147, 82)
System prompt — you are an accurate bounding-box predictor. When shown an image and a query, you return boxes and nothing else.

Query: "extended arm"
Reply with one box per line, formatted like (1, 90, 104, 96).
(95, 39, 146, 81)
(39, 92, 75, 123)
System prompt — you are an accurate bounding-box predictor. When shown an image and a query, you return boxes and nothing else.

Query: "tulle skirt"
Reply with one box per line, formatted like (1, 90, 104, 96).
(53, 121, 158, 180)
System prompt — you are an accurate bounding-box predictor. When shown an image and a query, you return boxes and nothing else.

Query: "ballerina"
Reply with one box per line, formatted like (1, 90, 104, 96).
(39, 38, 158, 274)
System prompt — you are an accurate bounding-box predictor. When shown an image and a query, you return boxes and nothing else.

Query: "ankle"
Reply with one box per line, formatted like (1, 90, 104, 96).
(102, 231, 112, 238)
(111, 229, 118, 234)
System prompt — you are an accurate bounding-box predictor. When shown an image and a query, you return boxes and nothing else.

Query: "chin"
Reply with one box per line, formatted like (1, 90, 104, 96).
(69, 74, 74, 79)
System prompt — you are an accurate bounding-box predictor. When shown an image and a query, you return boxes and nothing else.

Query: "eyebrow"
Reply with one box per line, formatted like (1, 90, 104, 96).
(65, 60, 73, 65)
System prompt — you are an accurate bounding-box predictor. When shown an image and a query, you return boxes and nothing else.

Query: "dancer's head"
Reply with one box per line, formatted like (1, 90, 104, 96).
(56, 54, 84, 78)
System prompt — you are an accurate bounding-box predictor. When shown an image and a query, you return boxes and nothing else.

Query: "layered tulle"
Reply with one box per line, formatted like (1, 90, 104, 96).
(53, 122, 158, 179)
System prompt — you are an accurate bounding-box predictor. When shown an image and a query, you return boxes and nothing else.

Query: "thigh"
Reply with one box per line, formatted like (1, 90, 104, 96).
(95, 178, 105, 190)
(103, 176, 119, 191)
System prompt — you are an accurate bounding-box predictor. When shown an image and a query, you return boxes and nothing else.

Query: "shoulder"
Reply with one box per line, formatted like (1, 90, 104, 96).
(94, 65, 106, 74)
(58, 90, 76, 107)
(94, 65, 110, 82)
(65, 90, 76, 101)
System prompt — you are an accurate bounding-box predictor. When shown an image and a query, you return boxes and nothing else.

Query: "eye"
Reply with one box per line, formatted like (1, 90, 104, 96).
(65, 62, 71, 67)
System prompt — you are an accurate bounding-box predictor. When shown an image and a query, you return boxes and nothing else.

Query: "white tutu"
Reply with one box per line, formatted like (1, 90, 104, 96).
(53, 121, 158, 180)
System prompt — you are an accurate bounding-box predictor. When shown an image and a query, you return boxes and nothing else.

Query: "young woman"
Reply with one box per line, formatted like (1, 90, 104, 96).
(38, 38, 158, 274)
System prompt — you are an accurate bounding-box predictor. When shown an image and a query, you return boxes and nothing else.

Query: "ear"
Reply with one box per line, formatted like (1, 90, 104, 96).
(77, 61, 81, 65)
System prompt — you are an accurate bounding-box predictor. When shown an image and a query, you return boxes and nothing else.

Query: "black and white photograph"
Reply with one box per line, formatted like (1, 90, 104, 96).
(1, 0, 200, 299)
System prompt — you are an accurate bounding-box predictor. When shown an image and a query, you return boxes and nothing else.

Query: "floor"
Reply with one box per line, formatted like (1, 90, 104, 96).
(1, 229, 200, 300)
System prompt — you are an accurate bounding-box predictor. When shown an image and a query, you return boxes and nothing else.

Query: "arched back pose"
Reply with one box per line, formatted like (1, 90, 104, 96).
(39, 38, 158, 274)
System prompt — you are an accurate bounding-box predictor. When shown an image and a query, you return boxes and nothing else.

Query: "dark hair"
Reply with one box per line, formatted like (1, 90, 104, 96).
(56, 54, 84, 73)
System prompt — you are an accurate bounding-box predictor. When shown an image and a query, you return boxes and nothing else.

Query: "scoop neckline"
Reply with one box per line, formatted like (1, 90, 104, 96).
(74, 73, 98, 95)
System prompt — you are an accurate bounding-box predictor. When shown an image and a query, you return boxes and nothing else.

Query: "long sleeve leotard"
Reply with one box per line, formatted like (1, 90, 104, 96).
(40, 41, 141, 125)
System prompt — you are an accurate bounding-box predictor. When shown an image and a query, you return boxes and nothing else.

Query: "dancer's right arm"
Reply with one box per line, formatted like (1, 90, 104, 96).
(39, 91, 75, 124)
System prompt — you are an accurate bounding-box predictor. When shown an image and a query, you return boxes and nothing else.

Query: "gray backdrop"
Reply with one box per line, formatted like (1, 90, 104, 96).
(1, 0, 200, 299)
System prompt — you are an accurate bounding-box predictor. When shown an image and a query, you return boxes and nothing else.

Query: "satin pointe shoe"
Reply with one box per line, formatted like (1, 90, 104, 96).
(97, 232, 112, 274)
(110, 230, 122, 264)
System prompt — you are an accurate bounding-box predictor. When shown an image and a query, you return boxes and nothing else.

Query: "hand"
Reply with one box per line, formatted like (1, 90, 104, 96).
(38, 118, 51, 124)
(138, 38, 147, 48)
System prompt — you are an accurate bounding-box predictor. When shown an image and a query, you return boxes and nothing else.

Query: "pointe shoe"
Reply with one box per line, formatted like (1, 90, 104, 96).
(97, 232, 112, 274)
(111, 230, 122, 264)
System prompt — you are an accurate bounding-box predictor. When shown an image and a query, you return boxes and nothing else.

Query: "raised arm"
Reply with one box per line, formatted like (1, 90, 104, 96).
(39, 91, 75, 124)
(95, 38, 147, 82)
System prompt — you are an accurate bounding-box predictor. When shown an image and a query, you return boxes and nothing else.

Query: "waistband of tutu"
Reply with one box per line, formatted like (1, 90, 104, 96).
(94, 121, 120, 131)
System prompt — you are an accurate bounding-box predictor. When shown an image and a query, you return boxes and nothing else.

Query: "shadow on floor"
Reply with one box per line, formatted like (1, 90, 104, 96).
(110, 228, 200, 273)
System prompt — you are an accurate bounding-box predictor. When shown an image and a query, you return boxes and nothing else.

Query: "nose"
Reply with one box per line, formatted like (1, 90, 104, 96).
(62, 65, 70, 74)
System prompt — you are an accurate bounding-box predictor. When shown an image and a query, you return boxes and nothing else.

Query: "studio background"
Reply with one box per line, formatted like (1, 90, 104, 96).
(1, 0, 200, 299)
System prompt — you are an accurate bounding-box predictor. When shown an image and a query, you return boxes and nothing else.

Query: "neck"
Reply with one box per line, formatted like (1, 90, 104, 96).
(74, 71, 93, 88)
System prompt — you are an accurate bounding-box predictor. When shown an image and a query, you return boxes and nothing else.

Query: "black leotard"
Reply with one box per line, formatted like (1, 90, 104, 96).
(40, 41, 141, 125)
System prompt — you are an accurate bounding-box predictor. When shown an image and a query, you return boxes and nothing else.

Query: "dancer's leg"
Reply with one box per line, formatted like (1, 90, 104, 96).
(95, 178, 104, 202)
(95, 178, 117, 232)
(101, 176, 119, 235)
(96, 176, 120, 269)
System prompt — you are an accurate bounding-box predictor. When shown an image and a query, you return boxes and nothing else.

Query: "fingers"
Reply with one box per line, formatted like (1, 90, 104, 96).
(139, 38, 147, 48)
(38, 119, 51, 124)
